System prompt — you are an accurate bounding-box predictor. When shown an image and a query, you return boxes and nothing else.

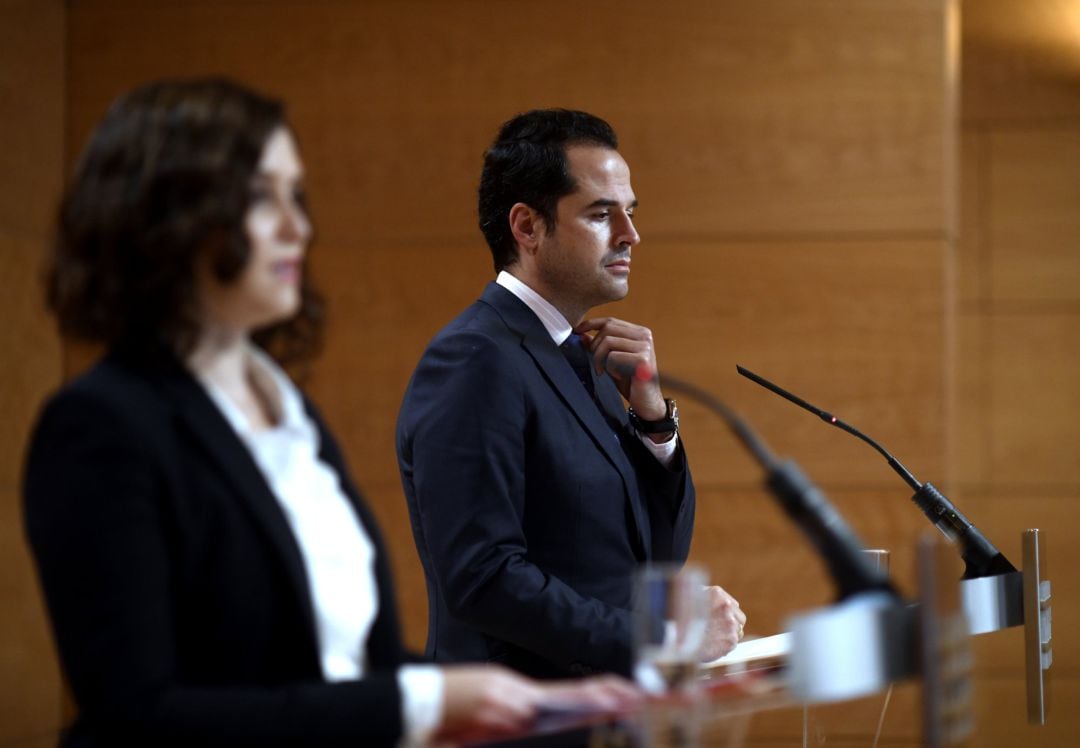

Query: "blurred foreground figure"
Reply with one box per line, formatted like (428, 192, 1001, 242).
(24, 79, 634, 748)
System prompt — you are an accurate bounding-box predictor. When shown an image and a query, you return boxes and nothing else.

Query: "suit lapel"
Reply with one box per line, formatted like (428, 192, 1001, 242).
(591, 370, 653, 555)
(155, 357, 319, 639)
(481, 283, 650, 555)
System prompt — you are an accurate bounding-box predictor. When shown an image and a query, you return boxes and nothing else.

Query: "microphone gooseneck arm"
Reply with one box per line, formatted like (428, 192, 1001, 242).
(659, 373, 898, 601)
(735, 365, 1017, 580)
(736, 365, 921, 491)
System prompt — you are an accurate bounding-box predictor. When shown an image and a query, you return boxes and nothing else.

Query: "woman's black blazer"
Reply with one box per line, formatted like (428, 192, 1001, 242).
(24, 350, 412, 747)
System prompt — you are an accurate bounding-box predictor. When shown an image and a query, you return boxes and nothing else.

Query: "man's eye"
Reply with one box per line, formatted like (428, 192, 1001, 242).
(591, 212, 610, 221)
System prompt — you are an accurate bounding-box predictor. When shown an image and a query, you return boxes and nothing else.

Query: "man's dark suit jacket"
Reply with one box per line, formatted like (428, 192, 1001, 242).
(23, 349, 411, 747)
(397, 282, 696, 679)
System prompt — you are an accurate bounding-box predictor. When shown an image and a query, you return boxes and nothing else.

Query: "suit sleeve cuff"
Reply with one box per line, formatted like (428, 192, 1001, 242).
(397, 664, 445, 747)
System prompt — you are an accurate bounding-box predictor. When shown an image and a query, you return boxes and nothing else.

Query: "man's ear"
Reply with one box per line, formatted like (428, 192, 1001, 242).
(509, 202, 545, 257)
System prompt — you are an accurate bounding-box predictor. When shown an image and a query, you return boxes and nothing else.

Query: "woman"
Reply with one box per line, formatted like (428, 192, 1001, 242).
(23, 79, 633, 747)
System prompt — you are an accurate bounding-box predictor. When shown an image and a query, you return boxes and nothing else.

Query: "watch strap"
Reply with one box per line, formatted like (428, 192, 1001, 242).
(627, 398, 678, 434)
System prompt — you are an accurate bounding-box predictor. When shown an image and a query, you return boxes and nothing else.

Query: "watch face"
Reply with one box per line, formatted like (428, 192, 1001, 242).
(668, 401, 679, 430)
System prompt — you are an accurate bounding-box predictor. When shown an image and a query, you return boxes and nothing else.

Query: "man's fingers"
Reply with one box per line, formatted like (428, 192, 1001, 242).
(576, 317, 655, 344)
(591, 338, 652, 375)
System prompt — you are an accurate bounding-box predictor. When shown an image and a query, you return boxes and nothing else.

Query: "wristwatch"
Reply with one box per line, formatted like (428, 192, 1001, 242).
(627, 398, 679, 435)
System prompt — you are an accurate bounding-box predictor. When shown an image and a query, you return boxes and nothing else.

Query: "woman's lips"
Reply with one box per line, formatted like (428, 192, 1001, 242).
(272, 258, 301, 282)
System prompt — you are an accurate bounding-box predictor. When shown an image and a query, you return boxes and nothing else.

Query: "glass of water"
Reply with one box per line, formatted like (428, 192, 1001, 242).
(633, 562, 709, 695)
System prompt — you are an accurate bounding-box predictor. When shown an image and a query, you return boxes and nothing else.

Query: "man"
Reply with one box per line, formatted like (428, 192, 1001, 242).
(397, 109, 745, 679)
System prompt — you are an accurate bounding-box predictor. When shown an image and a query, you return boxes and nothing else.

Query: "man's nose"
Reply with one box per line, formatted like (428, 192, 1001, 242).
(615, 212, 640, 247)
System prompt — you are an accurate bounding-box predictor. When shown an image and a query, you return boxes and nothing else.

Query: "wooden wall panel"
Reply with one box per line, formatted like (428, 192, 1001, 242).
(0, 0, 65, 238)
(962, 0, 1080, 124)
(958, 131, 986, 304)
(602, 239, 949, 487)
(0, 236, 63, 487)
(987, 313, 1080, 486)
(66, 0, 952, 246)
(972, 676, 1080, 747)
(746, 681, 923, 744)
(956, 1, 1080, 743)
(690, 485, 937, 634)
(987, 129, 1080, 303)
(0, 1, 67, 745)
(0, 490, 63, 743)
(954, 311, 988, 486)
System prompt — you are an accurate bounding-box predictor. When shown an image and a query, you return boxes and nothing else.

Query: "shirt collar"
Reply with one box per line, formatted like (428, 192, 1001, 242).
(496, 270, 573, 345)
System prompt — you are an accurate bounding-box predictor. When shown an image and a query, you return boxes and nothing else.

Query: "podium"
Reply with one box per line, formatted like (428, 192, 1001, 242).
(688, 530, 1051, 747)
(464, 529, 1052, 748)
(690, 534, 975, 748)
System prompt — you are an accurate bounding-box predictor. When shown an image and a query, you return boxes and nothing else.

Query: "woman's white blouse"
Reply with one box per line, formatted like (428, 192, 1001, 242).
(198, 349, 378, 681)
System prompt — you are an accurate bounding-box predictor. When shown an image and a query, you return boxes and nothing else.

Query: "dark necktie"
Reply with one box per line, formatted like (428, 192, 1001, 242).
(560, 334, 596, 398)
(561, 334, 625, 446)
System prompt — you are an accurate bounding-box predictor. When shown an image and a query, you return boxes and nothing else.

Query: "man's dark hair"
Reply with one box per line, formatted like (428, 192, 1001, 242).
(477, 109, 618, 272)
(48, 77, 323, 364)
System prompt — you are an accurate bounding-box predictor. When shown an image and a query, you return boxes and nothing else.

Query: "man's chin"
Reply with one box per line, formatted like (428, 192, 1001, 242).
(607, 279, 630, 301)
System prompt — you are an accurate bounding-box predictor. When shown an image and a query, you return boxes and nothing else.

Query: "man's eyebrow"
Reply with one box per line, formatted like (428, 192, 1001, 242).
(584, 198, 638, 210)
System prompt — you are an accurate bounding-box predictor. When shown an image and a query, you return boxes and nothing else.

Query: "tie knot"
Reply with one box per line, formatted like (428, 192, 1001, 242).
(561, 333, 587, 360)
(560, 334, 595, 396)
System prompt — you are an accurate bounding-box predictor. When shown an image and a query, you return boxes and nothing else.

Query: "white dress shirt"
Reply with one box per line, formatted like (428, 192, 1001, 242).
(496, 270, 678, 466)
(196, 345, 442, 745)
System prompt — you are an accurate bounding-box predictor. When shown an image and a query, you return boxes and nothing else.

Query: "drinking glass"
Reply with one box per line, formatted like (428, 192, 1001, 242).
(633, 562, 709, 695)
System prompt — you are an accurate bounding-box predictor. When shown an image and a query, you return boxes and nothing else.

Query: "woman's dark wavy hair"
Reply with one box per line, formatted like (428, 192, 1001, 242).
(48, 77, 324, 365)
(478, 109, 618, 273)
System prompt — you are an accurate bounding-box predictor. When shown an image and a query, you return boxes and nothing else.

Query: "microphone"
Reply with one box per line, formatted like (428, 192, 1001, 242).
(736, 365, 1017, 580)
(650, 371, 899, 601)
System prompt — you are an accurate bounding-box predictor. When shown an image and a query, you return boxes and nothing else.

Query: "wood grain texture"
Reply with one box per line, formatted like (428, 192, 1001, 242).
(955, 309, 1080, 491)
(957, 2, 1080, 741)
(987, 128, 1080, 304)
(0, 2, 67, 744)
(66, 0, 953, 245)
(959, 130, 986, 305)
(0, 234, 63, 489)
(689, 485, 940, 633)
(740, 680, 922, 743)
(594, 239, 950, 487)
(962, 0, 1080, 124)
(0, 0, 65, 240)
(971, 674, 1079, 747)
(952, 310, 988, 487)
(0, 489, 62, 743)
(987, 312, 1080, 486)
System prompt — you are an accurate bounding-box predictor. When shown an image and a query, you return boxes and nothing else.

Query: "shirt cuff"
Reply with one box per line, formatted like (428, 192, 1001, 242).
(397, 664, 445, 747)
(637, 430, 678, 468)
